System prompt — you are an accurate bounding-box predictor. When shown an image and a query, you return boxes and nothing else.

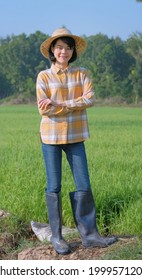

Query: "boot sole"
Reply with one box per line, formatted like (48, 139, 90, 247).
(55, 248, 72, 255)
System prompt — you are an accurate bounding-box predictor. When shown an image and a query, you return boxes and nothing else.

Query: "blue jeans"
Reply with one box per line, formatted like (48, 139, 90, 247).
(42, 142, 91, 193)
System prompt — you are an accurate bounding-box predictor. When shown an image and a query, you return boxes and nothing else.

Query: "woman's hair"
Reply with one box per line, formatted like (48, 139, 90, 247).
(49, 36, 77, 63)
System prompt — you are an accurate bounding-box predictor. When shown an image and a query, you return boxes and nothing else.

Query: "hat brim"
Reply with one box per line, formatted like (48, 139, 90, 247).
(40, 34, 87, 59)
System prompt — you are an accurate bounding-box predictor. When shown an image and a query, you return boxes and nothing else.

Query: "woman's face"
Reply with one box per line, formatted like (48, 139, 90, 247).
(51, 39, 74, 68)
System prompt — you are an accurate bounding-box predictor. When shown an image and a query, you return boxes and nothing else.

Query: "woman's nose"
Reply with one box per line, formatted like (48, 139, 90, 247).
(61, 48, 66, 53)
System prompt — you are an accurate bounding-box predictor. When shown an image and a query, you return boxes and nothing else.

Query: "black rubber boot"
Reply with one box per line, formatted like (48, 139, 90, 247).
(46, 192, 71, 255)
(70, 190, 117, 247)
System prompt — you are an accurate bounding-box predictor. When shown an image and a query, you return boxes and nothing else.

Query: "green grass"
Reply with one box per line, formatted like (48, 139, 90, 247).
(101, 237, 142, 260)
(0, 105, 142, 236)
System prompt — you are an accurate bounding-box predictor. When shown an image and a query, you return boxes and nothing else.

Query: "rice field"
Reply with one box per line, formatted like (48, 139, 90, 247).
(0, 105, 142, 236)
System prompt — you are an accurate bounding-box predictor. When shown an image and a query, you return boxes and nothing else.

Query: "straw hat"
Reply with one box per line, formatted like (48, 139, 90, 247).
(40, 27, 87, 58)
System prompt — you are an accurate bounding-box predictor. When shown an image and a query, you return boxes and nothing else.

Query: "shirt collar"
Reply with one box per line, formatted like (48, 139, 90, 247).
(51, 63, 70, 74)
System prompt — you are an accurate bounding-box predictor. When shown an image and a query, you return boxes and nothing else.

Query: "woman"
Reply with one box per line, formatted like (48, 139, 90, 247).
(36, 27, 117, 255)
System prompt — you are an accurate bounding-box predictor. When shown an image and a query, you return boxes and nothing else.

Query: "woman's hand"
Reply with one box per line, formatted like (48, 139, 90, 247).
(38, 99, 66, 109)
(38, 99, 52, 110)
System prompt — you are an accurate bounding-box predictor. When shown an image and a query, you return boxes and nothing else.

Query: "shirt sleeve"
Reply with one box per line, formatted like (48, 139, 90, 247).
(36, 72, 70, 116)
(64, 70, 95, 110)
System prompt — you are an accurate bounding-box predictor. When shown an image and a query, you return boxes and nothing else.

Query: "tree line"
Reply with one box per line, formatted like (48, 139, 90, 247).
(0, 31, 142, 104)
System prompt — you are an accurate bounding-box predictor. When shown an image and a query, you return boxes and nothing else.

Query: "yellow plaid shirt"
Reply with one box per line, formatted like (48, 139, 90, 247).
(36, 64, 95, 144)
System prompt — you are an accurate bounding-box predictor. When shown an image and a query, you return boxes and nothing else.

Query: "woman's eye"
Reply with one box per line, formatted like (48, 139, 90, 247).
(55, 46, 72, 51)
(56, 46, 62, 50)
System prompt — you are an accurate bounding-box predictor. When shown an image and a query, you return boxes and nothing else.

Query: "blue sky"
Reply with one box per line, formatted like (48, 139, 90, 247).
(0, 0, 142, 40)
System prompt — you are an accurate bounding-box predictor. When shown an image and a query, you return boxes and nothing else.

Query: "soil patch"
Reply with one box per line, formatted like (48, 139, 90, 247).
(1, 232, 139, 260)
(18, 238, 110, 260)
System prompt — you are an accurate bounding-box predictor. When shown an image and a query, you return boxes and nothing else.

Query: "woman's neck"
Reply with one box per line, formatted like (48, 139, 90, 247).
(54, 61, 68, 70)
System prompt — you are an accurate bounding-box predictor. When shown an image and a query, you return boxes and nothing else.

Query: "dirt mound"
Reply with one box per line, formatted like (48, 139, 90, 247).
(18, 238, 109, 260)
(1, 234, 141, 260)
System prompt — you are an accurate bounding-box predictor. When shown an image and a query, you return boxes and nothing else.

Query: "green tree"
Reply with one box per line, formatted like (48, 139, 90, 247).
(80, 34, 134, 100)
(0, 31, 140, 104)
(126, 33, 142, 103)
(0, 32, 48, 100)
(0, 73, 12, 98)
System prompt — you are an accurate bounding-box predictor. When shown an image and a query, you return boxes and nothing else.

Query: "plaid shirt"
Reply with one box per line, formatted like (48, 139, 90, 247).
(36, 64, 95, 144)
